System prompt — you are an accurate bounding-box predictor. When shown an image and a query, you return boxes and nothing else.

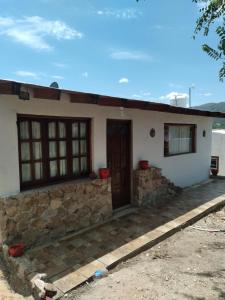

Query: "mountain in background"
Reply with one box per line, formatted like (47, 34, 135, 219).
(194, 102, 225, 128)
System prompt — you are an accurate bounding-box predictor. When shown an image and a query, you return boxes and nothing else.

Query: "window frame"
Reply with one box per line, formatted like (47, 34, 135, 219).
(17, 114, 91, 190)
(164, 123, 196, 157)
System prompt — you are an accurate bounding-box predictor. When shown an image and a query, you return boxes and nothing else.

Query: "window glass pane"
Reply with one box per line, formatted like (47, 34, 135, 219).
(169, 126, 192, 155)
(80, 122, 87, 138)
(32, 122, 41, 139)
(49, 141, 57, 158)
(60, 159, 67, 176)
(33, 142, 42, 160)
(180, 126, 191, 153)
(72, 140, 79, 156)
(19, 117, 91, 187)
(50, 160, 57, 177)
(48, 122, 56, 138)
(80, 140, 87, 155)
(20, 121, 29, 139)
(81, 157, 88, 172)
(73, 158, 79, 174)
(59, 122, 66, 138)
(21, 142, 30, 161)
(35, 162, 43, 180)
(72, 122, 79, 138)
(59, 141, 66, 157)
(21, 163, 31, 182)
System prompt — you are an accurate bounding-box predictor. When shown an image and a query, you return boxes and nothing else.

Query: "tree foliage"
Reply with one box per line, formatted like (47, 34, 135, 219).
(193, 0, 225, 81)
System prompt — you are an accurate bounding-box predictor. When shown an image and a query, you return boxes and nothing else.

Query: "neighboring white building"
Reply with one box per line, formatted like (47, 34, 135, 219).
(212, 129, 225, 175)
(169, 96, 187, 108)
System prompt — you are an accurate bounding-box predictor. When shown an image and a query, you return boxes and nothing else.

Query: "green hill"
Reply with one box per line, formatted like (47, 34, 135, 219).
(194, 102, 225, 128)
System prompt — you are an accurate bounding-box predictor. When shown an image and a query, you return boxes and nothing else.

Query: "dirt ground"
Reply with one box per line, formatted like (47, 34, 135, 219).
(65, 206, 225, 300)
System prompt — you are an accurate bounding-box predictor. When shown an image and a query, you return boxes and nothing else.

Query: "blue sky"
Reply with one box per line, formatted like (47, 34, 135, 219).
(0, 0, 224, 106)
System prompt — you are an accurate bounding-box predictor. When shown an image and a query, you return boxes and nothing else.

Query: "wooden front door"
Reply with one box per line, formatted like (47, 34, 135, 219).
(107, 120, 131, 209)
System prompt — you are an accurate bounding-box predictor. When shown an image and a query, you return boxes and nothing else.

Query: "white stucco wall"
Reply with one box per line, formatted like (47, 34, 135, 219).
(212, 130, 225, 176)
(0, 92, 213, 196)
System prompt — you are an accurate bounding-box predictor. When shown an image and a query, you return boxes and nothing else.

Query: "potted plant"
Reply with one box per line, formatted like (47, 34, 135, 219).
(99, 168, 110, 179)
(8, 243, 25, 257)
(139, 160, 149, 170)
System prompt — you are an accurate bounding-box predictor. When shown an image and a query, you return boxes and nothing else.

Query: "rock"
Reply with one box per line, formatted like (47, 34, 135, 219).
(0, 178, 112, 247)
(5, 206, 17, 217)
(133, 169, 180, 208)
(50, 198, 62, 210)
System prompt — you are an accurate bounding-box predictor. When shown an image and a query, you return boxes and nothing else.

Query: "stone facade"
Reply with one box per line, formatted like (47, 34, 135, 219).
(133, 167, 181, 207)
(0, 178, 112, 247)
(0, 168, 180, 249)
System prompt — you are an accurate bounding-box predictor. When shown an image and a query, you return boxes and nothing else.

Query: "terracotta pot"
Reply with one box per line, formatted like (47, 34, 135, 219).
(99, 168, 110, 179)
(139, 160, 149, 170)
(8, 243, 25, 257)
(211, 169, 218, 176)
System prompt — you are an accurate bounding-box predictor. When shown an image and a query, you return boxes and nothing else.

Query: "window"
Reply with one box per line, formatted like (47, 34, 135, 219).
(211, 156, 219, 170)
(164, 124, 196, 156)
(18, 116, 91, 189)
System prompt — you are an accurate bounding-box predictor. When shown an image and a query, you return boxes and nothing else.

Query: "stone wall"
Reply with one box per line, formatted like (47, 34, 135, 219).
(0, 178, 112, 247)
(133, 167, 181, 207)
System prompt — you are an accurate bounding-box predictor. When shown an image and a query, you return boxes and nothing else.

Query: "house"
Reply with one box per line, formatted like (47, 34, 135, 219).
(0, 79, 224, 247)
(212, 129, 225, 175)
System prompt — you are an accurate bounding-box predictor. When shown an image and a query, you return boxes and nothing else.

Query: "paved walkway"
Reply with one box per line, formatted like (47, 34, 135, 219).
(10, 178, 225, 297)
(28, 181, 225, 281)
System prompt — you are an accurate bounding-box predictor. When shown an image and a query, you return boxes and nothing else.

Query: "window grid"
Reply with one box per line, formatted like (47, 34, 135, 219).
(164, 123, 196, 157)
(18, 116, 91, 190)
(19, 120, 44, 184)
(47, 121, 68, 179)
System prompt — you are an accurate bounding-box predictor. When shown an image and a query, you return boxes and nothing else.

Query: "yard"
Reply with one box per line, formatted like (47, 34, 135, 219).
(1, 180, 225, 300)
(65, 205, 225, 300)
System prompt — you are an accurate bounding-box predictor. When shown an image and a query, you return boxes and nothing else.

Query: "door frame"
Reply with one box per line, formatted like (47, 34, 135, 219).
(106, 119, 133, 209)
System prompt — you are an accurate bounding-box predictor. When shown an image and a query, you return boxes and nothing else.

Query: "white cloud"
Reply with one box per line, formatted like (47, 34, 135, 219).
(110, 50, 152, 62)
(53, 62, 68, 68)
(168, 82, 184, 89)
(151, 25, 164, 30)
(160, 91, 188, 101)
(142, 91, 151, 96)
(15, 70, 38, 78)
(132, 94, 142, 99)
(0, 16, 83, 50)
(0, 17, 14, 26)
(200, 92, 212, 97)
(52, 75, 64, 80)
(96, 8, 142, 19)
(119, 77, 129, 84)
(82, 72, 88, 78)
(132, 90, 151, 99)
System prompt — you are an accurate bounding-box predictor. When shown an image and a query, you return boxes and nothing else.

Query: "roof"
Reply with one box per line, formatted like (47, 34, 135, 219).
(0, 79, 225, 118)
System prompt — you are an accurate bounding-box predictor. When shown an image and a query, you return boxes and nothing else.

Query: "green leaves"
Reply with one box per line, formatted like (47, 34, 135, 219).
(194, 0, 225, 81)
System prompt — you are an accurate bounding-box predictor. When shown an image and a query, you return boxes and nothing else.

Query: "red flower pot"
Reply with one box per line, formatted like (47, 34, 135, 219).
(8, 243, 25, 257)
(211, 169, 218, 176)
(99, 168, 110, 179)
(139, 160, 149, 170)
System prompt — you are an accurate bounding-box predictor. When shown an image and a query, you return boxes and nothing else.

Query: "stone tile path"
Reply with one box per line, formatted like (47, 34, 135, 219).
(10, 179, 225, 297)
